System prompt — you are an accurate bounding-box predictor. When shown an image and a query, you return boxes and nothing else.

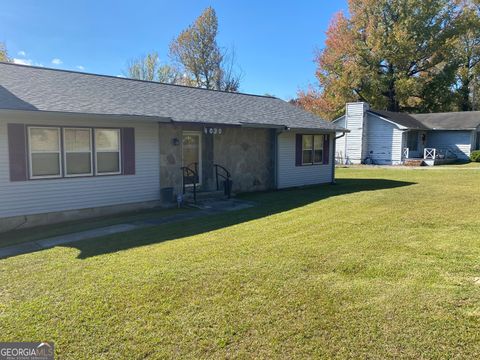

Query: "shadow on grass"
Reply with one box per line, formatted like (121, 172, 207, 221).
(68, 178, 415, 259)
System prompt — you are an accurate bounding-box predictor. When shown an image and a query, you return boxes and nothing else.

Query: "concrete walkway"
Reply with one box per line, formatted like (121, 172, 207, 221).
(0, 199, 254, 259)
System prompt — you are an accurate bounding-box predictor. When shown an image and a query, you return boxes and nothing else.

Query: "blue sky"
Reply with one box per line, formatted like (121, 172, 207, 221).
(1, 1, 347, 100)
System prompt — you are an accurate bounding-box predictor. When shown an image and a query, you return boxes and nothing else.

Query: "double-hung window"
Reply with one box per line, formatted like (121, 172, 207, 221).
(64, 128, 93, 177)
(26, 126, 126, 179)
(28, 127, 62, 179)
(313, 135, 324, 163)
(302, 134, 324, 165)
(95, 129, 121, 175)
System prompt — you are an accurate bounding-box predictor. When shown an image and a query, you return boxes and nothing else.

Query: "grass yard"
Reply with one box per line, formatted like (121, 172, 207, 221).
(1, 167, 480, 359)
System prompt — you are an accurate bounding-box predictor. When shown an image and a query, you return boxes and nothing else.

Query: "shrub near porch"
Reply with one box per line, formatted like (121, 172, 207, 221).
(1, 167, 480, 358)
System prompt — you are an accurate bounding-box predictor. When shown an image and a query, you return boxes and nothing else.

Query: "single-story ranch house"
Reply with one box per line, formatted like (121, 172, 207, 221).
(334, 102, 480, 165)
(0, 62, 345, 231)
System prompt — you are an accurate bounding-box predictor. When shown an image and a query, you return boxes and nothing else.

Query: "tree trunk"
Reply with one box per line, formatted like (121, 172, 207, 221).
(459, 77, 472, 111)
(386, 65, 400, 112)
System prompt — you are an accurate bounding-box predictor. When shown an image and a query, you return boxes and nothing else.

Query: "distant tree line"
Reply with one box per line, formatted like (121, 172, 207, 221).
(297, 0, 480, 120)
(125, 7, 242, 92)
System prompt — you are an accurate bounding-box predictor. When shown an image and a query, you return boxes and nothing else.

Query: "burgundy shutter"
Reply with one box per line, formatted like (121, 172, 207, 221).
(122, 127, 135, 175)
(8, 124, 28, 181)
(295, 134, 303, 166)
(323, 134, 330, 165)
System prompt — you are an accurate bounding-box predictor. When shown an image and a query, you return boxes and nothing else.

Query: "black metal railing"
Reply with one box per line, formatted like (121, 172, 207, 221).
(181, 162, 198, 203)
(214, 164, 232, 199)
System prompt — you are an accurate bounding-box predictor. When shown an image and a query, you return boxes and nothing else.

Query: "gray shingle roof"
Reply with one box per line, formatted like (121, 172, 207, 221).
(369, 109, 480, 130)
(369, 110, 428, 130)
(411, 111, 480, 130)
(0, 62, 341, 131)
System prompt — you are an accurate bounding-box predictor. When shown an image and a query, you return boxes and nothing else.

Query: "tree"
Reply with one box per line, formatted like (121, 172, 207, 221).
(126, 52, 160, 81)
(157, 63, 184, 84)
(125, 51, 185, 84)
(453, 0, 480, 111)
(169, 7, 241, 91)
(298, 0, 465, 120)
(0, 42, 10, 62)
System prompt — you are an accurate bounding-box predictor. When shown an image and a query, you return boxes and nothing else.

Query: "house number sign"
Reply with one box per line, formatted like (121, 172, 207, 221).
(204, 127, 223, 135)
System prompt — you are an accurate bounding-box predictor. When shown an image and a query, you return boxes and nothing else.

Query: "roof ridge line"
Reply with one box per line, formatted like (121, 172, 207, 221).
(0, 61, 278, 100)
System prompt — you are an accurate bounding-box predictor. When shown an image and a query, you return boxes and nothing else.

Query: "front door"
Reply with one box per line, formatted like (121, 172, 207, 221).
(406, 131, 420, 158)
(182, 131, 202, 185)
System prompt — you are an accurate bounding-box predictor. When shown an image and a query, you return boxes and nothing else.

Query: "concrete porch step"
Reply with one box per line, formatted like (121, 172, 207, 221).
(187, 198, 253, 211)
(183, 190, 233, 203)
(404, 159, 425, 166)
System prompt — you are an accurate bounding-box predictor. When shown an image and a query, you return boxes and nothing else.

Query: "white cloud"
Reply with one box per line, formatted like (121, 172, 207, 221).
(13, 58, 32, 65)
(12, 50, 43, 67)
(12, 58, 43, 67)
(76, 65, 85, 71)
(51, 58, 62, 65)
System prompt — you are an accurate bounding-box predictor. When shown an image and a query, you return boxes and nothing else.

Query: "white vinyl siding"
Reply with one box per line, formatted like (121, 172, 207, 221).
(344, 103, 367, 164)
(365, 113, 404, 165)
(426, 130, 474, 160)
(0, 113, 160, 219)
(277, 132, 333, 189)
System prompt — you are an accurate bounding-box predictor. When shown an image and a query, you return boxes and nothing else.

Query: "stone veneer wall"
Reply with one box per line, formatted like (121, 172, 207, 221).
(159, 124, 190, 201)
(213, 127, 275, 193)
(159, 124, 275, 202)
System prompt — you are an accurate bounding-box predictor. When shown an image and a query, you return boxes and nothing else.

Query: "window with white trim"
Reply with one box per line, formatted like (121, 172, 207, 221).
(26, 126, 125, 179)
(313, 135, 324, 163)
(28, 127, 62, 178)
(95, 129, 121, 175)
(64, 128, 93, 177)
(302, 134, 324, 165)
(302, 135, 313, 164)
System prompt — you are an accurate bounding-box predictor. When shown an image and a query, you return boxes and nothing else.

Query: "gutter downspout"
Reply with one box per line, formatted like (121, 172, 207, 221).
(273, 128, 283, 189)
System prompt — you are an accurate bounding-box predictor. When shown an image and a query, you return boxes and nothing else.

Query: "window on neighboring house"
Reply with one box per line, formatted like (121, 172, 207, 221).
(302, 135, 324, 165)
(28, 127, 62, 178)
(64, 128, 93, 177)
(95, 129, 121, 175)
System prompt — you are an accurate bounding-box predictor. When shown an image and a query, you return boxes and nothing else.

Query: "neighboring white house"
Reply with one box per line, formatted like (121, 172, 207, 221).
(0, 62, 346, 231)
(333, 102, 480, 165)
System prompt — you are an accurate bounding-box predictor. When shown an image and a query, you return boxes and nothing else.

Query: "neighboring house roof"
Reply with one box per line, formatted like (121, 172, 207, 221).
(369, 109, 480, 131)
(368, 110, 428, 130)
(337, 107, 480, 131)
(411, 111, 480, 130)
(0, 62, 342, 132)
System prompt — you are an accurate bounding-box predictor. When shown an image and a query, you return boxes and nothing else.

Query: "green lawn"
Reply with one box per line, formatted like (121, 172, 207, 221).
(436, 161, 480, 168)
(1, 167, 480, 359)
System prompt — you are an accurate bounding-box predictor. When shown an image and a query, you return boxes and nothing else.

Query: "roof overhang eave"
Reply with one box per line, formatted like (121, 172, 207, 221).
(285, 126, 344, 133)
(239, 122, 286, 129)
(429, 127, 477, 131)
